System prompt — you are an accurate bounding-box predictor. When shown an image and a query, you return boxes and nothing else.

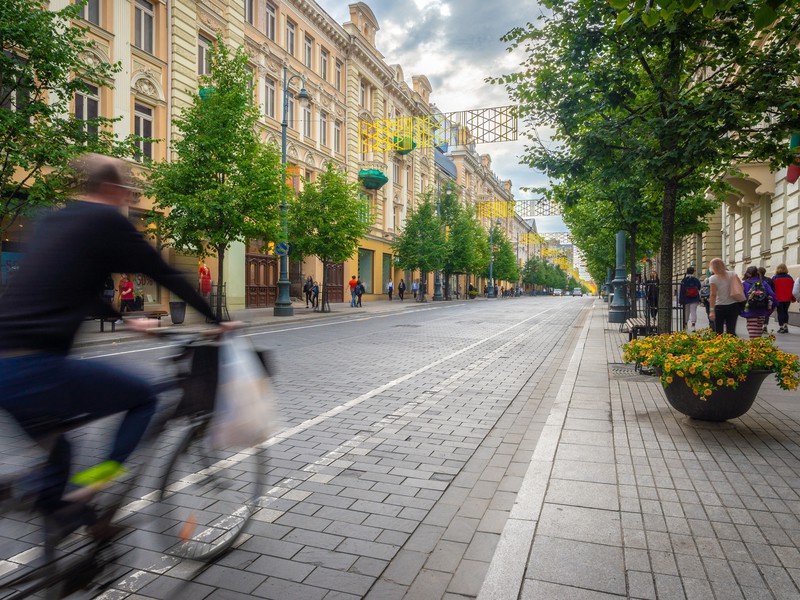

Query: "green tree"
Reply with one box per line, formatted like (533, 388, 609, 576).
(498, 0, 800, 331)
(448, 204, 489, 296)
(484, 223, 519, 288)
(0, 0, 138, 241)
(392, 194, 445, 302)
(289, 162, 371, 312)
(147, 35, 285, 319)
(437, 180, 462, 298)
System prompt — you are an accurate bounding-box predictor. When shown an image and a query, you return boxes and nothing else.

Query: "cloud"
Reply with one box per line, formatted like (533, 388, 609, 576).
(316, 0, 546, 201)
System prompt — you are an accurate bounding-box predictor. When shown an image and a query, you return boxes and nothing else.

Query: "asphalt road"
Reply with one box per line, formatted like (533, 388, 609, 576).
(2, 295, 593, 599)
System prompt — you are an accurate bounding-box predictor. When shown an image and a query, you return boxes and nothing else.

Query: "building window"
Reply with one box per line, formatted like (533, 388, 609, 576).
(359, 80, 366, 107)
(287, 95, 295, 129)
(265, 2, 276, 40)
(75, 83, 99, 138)
(320, 111, 328, 146)
(134, 0, 155, 54)
(760, 199, 771, 253)
(244, 0, 254, 25)
(1, 55, 31, 112)
(285, 20, 296, 55)
(246, 65, 255, 103)
(320, 48, 329, 81)
(393, 159, 400, 183)
(304, 36, 313, 68)
(264, 77, 275, 118)
(334, 119, 342, 153)
(198, 35, 212, 75)
(335, 60, 342, 92)
(134, 103, 153, 161)
(303, 104, 312, 138)
(76, 0, 100, 25)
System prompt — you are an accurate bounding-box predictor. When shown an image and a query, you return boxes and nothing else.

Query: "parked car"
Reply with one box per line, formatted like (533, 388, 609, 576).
(573, 288, 583, 297)
(553, 289, 562, 296)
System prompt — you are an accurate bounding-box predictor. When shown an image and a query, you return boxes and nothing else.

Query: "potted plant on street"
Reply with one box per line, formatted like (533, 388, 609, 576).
(623, 330, 800, 421)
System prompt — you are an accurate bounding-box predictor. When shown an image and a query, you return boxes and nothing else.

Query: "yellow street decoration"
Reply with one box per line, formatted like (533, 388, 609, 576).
(477, 200, 516, 219)
(359, 106, 518, 152)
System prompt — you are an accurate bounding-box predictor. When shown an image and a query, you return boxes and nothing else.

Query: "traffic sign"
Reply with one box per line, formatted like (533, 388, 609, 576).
(275, 242, 289, 256)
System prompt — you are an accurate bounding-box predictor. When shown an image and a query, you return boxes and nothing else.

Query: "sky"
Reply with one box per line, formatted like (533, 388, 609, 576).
(316, 0, 565, 229)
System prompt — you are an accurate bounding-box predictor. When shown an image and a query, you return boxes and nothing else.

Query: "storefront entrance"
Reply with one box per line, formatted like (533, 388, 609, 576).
(245, 242, 278, 308)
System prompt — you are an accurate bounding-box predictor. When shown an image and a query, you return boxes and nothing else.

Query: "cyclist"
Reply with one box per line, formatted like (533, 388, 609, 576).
(0, 154, 222, 524)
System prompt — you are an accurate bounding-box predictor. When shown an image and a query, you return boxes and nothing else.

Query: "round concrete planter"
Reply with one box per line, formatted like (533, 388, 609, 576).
(663, 370, 770, 421)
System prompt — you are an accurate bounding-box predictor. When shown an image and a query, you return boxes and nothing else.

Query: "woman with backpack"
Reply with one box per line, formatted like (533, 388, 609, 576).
(741, 266, 777, 339)
(771, 264, 794, 334)
(678, 267, 702, 331)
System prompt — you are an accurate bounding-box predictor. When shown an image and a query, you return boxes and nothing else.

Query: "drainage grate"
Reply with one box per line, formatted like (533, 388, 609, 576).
(608, 363, 659, 382)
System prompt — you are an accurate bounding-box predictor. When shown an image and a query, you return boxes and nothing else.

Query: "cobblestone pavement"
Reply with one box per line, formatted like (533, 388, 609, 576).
(4, 297, 800, 599)
(480, 302, 800, 600)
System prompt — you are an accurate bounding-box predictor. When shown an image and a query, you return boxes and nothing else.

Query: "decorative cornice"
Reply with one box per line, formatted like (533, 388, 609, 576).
(131, 69, 165, 103)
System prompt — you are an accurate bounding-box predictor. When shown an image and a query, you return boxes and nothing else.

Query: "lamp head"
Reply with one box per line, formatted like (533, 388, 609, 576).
(297, 86, 311, 108)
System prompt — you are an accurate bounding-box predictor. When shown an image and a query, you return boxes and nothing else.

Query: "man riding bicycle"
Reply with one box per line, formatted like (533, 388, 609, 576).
(0, 154, 221, 524)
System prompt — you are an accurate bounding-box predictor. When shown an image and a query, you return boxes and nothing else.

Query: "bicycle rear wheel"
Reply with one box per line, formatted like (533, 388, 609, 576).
(145, 417, 267, 562)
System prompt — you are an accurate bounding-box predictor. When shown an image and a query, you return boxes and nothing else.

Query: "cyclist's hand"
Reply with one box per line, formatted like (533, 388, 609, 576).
(220, 321, 245, 331)
(125, 318, 161, 332)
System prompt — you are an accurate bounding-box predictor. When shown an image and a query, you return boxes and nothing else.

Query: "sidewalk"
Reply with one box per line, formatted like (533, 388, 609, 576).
(480, 301, 800, 599)
(74, 295, 463, 349)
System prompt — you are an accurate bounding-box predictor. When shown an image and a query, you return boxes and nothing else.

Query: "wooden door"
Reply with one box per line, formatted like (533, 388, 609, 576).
(325, 262, 344, 303)
(246, 251, 278, 308)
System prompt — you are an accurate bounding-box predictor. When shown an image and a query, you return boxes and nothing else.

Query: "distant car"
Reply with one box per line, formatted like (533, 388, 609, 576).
(564, 290, 572, 296)
(573, 288, 583, 297)
(552, 289, 562, 296)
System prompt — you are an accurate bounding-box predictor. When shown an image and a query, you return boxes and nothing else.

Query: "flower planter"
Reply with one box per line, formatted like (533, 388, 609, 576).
(358, 168, 388, 190)
(663, 370, 770, 421)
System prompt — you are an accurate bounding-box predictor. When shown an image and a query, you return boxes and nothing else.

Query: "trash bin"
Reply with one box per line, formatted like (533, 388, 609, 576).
(169, 301, 186, 325)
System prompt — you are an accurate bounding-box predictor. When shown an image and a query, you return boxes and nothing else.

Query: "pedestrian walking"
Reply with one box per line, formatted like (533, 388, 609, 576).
(646, 271, 659, 320)
(356, 280, 364, 307)
(387, 278, 394, 301)
(678, 267, 702, 330)
(742, 266, 777, 339)
(303, 276, 313, 308)
(700, 273, 714, 330)
(312, 281, 320, 311)
(118, 273, 136, 313)
(771, 264, 794, 334)
(493, 284, 499, 298)
(709, 258, 744, 336)
(349, 275, 358, 307)
(398, 279, 406, 301)
(412, 279, 419, 300)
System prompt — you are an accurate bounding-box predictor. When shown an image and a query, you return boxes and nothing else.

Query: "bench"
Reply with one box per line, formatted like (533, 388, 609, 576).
(625, 317, 657, 341)
(91, 310, 170, 332)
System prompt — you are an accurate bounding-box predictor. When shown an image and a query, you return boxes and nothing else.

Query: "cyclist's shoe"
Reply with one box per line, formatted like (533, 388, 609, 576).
(64, 461, 126, 503)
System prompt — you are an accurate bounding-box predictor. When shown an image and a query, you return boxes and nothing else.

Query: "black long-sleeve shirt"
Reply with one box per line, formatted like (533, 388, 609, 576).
(0, 201, 217, 354)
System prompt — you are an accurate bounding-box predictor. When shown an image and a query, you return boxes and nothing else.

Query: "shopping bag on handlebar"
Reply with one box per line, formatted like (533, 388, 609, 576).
(210, 333, 275, 450)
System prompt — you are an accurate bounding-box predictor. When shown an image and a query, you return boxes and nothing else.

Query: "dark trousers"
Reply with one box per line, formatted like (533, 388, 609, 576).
(713, 303, 740, 335)
(388, 289, 393, 301)
(399, 290, 404, 300)
(777, 301, 790, 326)
(0, 353, 157, 510)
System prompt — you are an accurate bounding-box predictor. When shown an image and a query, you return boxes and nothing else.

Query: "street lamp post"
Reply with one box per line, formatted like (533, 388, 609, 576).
(274, 65, 310, 317)
(433, 180, 443, 301)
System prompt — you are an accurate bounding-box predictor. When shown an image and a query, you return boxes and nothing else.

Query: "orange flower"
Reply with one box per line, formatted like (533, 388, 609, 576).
(703, 389, 712, 396)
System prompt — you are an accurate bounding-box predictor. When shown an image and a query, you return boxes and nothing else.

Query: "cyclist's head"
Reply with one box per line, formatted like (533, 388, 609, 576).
(71, 153, 138, 206)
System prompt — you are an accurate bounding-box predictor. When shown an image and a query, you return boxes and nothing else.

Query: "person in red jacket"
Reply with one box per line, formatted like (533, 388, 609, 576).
(771, 263, 795, 334)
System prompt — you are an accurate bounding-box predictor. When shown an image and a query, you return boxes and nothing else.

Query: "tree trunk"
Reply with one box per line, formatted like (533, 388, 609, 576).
(628, 228, 638, 318)
(321, 261, 330, 313)
(658, 179, 678, 334)
(215, 244, 225, 321)
(420, 270, 427, 302)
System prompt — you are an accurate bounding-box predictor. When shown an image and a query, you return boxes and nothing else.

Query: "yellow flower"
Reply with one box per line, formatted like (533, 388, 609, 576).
(717, 379, 723, 385)
(727, 378, 735, 385)
(666, 376, 673, 384)
(703, 371, 710, 378)
(703, 389, 712, 396)
(677, 371, 684, 377)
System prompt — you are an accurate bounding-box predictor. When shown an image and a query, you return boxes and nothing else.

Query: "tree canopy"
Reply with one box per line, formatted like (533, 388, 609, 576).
(0, 0, 138, 240)
(289, 162, 372, 312)
(147, 34, 286, 318)
(392, 193, 445, 300)
(498, 0, 800, 330)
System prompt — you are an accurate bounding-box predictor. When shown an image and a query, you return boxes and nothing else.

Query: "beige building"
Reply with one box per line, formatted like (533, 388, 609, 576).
(674, 160, 800, 324)
(37, 1, 524, 309)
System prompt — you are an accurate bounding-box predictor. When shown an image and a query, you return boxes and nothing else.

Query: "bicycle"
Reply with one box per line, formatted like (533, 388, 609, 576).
(0, 328, 272, 598)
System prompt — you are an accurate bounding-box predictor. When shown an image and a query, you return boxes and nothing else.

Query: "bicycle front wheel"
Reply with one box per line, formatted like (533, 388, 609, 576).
(145, 417, 267, 562)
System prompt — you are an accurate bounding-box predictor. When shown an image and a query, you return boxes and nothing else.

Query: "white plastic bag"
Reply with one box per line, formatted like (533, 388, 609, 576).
(210, 333, 275, 450)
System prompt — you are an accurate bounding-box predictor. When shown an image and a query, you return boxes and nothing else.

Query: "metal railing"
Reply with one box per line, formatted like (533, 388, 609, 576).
(626, 280, 688, 333)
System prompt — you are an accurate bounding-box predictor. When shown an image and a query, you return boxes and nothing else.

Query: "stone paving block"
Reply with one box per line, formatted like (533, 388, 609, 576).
(551, 457, 620, 482)
(545, 479, 620, 511)
(282, 528, 345, 551)
(303, 566, 374, 596)
(362, 513, 418, 534)
(325, 520, 382, 541)
(194, 565, 267, 594)
(403, 524, 446, 553)
(137, 576, 215, 599)
(378, 549, 429, 587)
(442, 516, 480, 544)
(446, 558, 490, 597)
(537, 503, 622, 546)
(362, 580, 407, 600)
(464, 531, 501, 563)
(350, 556, 388, 578)
(292, 547, 359, 571)
(251, 577, 327, 600)
(426, 540, 468, 572)
(247, 554, 316, 582)
(526, 536, 625, 596)
(520, 579, 625, 599)
(406, 568, 452, 600)
(627, 570, 656, 599)
(376, 529, 410, 547)
(337, 537, 400, 561)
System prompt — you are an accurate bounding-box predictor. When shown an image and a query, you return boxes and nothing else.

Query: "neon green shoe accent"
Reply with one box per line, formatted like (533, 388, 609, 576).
(70, 461, 126, 488)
